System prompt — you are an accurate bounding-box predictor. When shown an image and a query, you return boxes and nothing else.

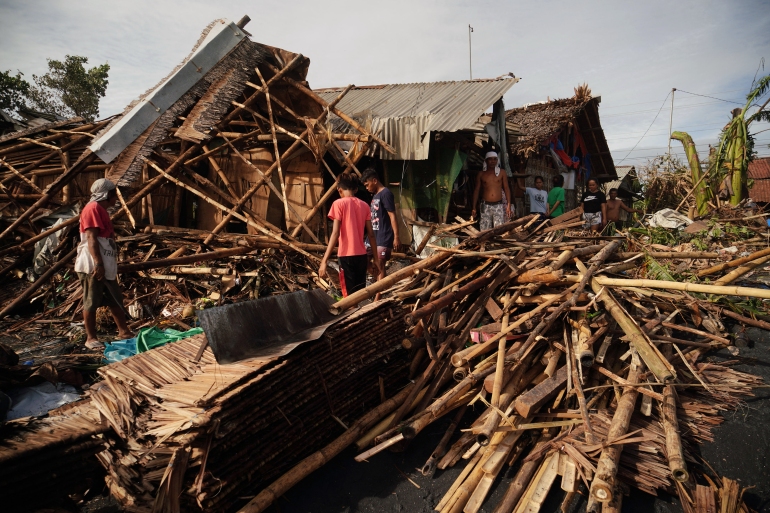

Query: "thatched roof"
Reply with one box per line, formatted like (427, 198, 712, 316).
(506, 96, 617, 180)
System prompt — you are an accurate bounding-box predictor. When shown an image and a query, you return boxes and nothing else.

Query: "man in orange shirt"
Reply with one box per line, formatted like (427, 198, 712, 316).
(319, 173, 380, 297)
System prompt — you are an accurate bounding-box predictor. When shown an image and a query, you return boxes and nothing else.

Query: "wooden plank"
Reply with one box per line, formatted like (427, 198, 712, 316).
(514, 365, 569, 418)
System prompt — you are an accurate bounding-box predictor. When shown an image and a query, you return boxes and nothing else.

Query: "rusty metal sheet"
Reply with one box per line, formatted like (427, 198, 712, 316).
(316, 78, 518, 160)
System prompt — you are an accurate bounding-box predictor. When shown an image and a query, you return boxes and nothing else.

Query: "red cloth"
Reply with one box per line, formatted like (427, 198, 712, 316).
(79, 201, 114, 238)
(328, 196, 371, 257)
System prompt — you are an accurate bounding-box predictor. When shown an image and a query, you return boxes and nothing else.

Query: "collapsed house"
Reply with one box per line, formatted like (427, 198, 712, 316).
(506, 95, 617, 215)
(0, 14, 768, 513)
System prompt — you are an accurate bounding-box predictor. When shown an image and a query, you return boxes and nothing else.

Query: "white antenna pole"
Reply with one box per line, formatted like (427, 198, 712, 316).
(468, 25, 473, 80)
(667, 88, 676, 170)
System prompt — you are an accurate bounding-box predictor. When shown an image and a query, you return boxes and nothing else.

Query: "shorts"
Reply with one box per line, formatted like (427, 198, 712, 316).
(480, 202, 507, 231)
(78, 273, 123, 312)
(583, 212, 602, 228)
(367, 246, 392, 261)
(338, 255, 368, 298)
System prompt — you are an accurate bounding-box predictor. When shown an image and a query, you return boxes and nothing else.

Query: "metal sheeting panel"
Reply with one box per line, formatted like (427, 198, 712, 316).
(89, 20, 246, 164)
(316, 78, 518, 160)
(198, 289, 348, 364)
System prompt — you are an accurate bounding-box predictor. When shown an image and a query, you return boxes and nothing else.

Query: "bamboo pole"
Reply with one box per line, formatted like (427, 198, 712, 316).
(660, 385, 689, 482)
(143, 159, 316, 258)
(289, 138, 371, 239)
(698, 246, 770, 277)
(221, 53, 304, 126)
(616, 251, 720, 260)
(329, 250, 451, 315)
(405, 272, 494, 325)
(265, 65, 395, 155)
(450, 287, 571, 368)
(491, 429, 556, 513)
(118, 247, 253, 273)
(0, 148, 194, 317)
(592, 276, 770, 301)
(491, 293, 511, 409)
(255, 67, 291, 228)
(420, 404, 467, 476)
(477, 362, 543, 447)
(591, 279, 675, 383)
(699, 302, 770, 331)
(238, 384, 414, 513)
(590, 355, 643, 503)
(713, 253, 770, 286)
(201, 133, 307, 245)
(0, 151, 96, 242)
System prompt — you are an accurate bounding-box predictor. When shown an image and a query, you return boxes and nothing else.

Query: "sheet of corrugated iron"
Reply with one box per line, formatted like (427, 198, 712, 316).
(316, 78, 518, 160)
(89, 20, 247, 164)
(749, 157, 770, 202)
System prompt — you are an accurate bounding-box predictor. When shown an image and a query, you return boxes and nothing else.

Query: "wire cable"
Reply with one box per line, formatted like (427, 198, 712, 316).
(616, 91, 672, 164)
(676, 89, 745, 106)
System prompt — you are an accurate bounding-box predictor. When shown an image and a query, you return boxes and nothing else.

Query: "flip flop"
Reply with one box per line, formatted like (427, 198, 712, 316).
(85, 340, 105, 350)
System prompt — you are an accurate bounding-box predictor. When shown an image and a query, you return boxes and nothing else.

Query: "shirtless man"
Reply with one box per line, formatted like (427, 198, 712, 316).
(471, 151, 512, 231)
(606, 188, 642, 229)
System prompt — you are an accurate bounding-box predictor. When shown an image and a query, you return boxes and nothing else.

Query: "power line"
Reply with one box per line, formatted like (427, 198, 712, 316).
(600, 99, 742, 118)
(599, 89, 745, 109)
(611, 138, 770, 153)
(676, 89, 745, 106)
(616, 91, 672, 164)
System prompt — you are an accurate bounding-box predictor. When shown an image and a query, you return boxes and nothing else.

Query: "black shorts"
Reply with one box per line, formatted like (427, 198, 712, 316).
(338, 255, 368, 298)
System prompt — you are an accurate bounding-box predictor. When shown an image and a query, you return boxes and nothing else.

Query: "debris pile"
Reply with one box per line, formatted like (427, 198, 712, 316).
(0, 15, 768, 513)
(241, 212, 768, 513)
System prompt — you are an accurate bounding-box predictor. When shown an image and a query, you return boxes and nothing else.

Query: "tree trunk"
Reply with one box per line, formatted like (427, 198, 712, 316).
(671, 131, 709, 215)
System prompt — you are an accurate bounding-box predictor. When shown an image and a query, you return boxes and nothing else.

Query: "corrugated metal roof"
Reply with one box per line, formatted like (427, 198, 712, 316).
(748, 158, 770, 202)
(604, 165, 637, 195)
(315, 78, 518, 160)
(89, 19, 247, 163)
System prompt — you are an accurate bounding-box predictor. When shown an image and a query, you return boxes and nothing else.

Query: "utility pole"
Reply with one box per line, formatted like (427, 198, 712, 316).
(667, 88, 676, 170)
(468, 25, 473, 80)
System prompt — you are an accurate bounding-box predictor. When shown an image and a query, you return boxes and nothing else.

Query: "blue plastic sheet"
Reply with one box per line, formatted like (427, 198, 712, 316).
(103, 326, 203, 364)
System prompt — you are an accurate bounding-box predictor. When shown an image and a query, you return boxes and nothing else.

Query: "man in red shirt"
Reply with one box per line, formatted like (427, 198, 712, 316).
(319, 172, 379, 298)
(74, 178, 133, 349)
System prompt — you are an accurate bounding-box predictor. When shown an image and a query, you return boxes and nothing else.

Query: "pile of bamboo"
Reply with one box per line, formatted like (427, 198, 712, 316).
(239, 214, 765, 513)
(86, 299, 408, 512)
(0, 400, 107, 511)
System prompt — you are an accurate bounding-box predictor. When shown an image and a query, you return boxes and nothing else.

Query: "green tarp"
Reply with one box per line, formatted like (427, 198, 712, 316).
(385, 147, 467, 222)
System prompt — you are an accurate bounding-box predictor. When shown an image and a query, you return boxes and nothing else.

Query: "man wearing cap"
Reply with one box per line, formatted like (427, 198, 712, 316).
(471, 151, 512, 230)
(74, 178, 133, 349)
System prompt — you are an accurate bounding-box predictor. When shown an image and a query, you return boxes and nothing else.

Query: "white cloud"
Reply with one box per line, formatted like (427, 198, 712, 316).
(2, 0, 768, 162)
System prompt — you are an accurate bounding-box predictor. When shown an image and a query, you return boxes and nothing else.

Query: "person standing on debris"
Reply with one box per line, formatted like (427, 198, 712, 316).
(525, 176, 548, 220)
(362, 168, 401, 301)
(546, 174, 565, 219)
(606, 188, 643, 232)
(471, 151, 512, 230)
(319, 172, 380, 298)
(75, 179, 133, 350)
(580, 178, 607, 232)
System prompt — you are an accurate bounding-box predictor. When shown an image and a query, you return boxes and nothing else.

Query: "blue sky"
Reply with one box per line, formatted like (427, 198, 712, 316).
(2, 0, 769, 165)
